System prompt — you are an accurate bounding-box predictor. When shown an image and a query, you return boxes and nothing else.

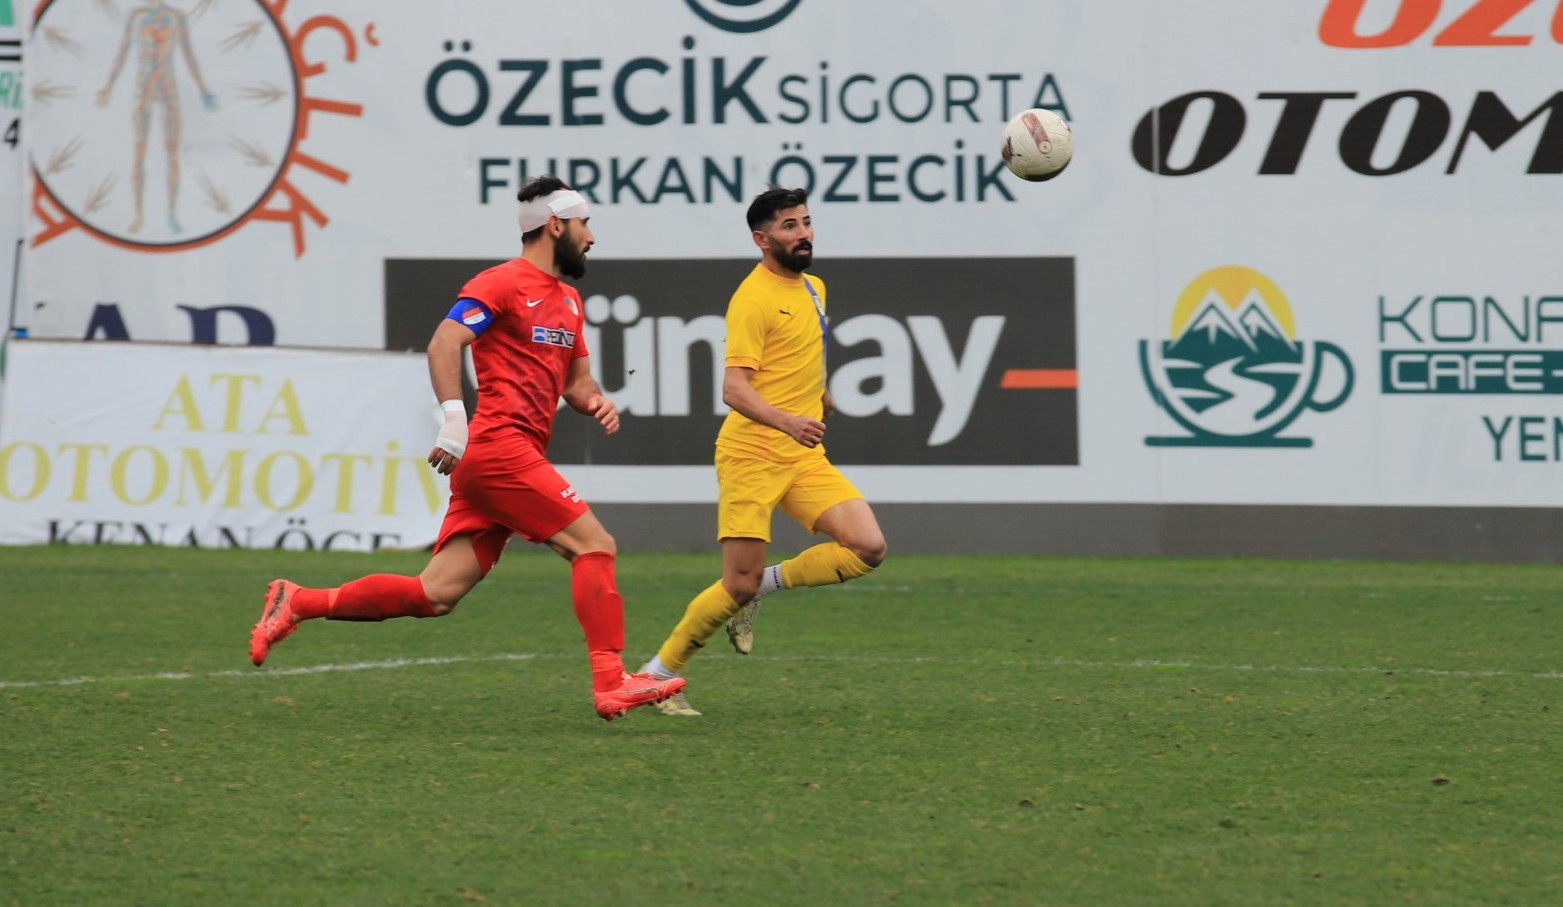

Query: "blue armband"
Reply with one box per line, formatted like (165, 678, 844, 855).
(448, 298, 494, 335)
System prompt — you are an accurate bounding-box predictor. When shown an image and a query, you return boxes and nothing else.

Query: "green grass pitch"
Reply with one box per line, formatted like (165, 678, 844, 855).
(2, 545, 1560, 906)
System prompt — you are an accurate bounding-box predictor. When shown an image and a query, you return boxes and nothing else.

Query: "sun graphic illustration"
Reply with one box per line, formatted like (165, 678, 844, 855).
(28, 0, 367, 256)
(1169, 265, 1297, 342)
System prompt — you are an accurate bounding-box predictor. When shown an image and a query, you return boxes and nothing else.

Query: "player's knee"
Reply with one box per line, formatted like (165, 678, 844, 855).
(422, 585, 465, 616)
(421, 575, 479, 615)
(577, 537, 617, 559)
(579, 528, 617, 557)
(551, 534, 617, 561)
(850, 534, 887, 568)
(723, 573, 761, 604)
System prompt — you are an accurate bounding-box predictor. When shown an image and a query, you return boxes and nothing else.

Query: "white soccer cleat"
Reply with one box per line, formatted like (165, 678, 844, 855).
(654, 691, 701, 717)
(726, 597, 763, 655)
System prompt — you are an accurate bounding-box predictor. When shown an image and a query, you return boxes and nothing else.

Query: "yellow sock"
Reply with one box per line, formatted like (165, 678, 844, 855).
(655, 580, 741, 673)
(779, 542, 875, 589)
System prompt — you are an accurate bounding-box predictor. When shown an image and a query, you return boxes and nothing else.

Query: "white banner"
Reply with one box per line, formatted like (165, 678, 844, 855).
(17, 0, 1563, 509)
(0, 340, 450, 549)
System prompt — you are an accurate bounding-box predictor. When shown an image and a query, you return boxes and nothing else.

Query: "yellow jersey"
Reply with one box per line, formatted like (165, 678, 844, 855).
(716, 263, 828, 462)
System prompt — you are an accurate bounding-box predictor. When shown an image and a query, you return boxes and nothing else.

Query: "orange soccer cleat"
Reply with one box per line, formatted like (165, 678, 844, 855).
(593, 672, 687, 721)
(250, 579, 302, 667)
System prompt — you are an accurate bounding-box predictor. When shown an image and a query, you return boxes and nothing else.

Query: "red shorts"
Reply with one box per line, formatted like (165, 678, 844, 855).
(434, 439, 588, 573)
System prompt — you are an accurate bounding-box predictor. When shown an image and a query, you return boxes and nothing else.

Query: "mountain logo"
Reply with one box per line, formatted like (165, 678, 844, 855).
(1140, 266, 1353, 447)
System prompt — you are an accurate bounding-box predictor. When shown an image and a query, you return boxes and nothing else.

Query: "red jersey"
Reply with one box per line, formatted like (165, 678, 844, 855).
(455, 258, 589, 453)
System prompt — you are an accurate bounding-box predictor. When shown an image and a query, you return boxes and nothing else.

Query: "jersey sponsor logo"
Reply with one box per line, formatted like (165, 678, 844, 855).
(532, 325, 576, 348)
(526, 298, 544, 308)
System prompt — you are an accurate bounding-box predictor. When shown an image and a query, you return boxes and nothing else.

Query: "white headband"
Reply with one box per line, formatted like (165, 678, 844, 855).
(518, 190, 590, 233)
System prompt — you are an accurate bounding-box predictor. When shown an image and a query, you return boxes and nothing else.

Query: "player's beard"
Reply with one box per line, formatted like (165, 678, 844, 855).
(556, 229, 588, 279)
(769, 236, 813, 274)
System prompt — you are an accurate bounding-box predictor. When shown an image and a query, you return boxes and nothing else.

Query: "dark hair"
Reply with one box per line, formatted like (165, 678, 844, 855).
(518, 175, 572, 242)
(746, 186, 808, 232)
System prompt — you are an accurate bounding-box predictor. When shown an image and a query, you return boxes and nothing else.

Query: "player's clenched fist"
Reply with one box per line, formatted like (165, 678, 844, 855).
(586, 394, 620, 435)
(429, 399, 467, 475)
(783, 413, 826, 448)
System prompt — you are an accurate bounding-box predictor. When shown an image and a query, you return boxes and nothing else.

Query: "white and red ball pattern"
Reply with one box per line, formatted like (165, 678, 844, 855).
(1001, 108, 1074, 182)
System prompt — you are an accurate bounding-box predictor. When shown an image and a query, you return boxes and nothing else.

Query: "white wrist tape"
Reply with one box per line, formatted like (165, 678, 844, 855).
(435, 399, 468, 458)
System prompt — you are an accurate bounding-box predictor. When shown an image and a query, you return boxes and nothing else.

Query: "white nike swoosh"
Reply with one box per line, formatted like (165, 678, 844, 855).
(526, 299, 544, 308)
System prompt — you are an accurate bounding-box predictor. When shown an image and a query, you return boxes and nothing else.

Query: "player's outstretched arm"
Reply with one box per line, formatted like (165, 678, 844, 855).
(723, 366, 824, 448)
(562, 356, 619, 435)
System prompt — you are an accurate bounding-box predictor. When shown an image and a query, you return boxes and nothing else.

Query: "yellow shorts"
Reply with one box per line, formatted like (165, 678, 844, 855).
(715, 449, 864, 542)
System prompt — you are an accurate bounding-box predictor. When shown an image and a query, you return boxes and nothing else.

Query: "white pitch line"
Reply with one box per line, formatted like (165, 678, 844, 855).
(768, 653, 1563, 680)
(2, 651, 1562, 691)
(1026, 655, 1563, 680)
(0, 652, 546, 690)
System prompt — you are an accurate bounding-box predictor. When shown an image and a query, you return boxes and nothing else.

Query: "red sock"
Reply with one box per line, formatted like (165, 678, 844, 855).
(572, 552, 627, 692)
(291, 574, 438, 621)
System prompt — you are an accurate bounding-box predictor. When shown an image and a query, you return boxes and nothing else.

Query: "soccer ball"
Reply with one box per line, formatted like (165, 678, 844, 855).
(1001, 108, 1074, 182)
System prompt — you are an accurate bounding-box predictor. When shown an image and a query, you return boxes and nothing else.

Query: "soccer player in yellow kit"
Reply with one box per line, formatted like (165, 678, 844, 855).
(639, 186, 888, 716)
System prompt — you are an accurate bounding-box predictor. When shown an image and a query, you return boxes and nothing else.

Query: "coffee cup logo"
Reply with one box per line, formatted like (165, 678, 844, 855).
(1140, 266, 1353, 447)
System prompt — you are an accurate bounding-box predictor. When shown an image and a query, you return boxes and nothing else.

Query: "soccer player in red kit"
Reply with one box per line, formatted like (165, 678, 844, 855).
(248, 175, 685, 721)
